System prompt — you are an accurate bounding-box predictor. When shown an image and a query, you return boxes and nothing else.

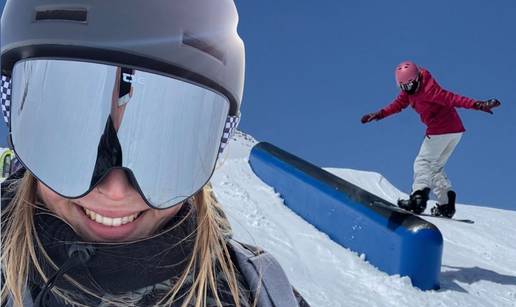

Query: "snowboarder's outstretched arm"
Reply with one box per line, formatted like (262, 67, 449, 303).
(361, 92, 410, 124)
(425, 79, 477, 109)
(426, 77, 502, 113)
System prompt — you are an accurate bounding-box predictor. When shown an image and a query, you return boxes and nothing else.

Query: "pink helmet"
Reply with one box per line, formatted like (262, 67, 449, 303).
(395, 61, 420, 85)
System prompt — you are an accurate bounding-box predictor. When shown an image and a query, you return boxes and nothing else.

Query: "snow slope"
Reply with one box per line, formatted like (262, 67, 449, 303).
(212, 131, 516, 307)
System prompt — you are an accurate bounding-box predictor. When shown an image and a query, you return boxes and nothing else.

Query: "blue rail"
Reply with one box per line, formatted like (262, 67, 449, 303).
(249, 142, 443, 290)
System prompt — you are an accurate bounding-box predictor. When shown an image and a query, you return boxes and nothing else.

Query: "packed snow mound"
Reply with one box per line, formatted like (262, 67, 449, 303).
(325, 168, 408, 204)
(212, 131, 516, 307)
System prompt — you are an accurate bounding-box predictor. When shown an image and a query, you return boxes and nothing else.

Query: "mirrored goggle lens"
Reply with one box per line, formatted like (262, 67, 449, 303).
(399, 77, 420, 92)
(10, 59, 230, 208)
(400, 81, 413, 91)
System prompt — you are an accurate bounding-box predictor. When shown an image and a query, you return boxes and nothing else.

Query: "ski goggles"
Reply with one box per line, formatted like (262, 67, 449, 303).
(398, 75, 420, 93)
(1, 59, 239, 209)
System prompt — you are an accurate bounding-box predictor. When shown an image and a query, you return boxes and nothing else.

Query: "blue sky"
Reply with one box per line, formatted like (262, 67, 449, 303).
(1, 1, 515, 211)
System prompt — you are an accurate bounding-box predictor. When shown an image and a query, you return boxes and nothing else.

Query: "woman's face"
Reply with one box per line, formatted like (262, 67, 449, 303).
(37, 169, 182, 242)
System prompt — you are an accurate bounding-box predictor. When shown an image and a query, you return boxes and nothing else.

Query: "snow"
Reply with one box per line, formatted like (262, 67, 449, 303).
(2, 133, 514, 306)
(212, 131, 516, 307)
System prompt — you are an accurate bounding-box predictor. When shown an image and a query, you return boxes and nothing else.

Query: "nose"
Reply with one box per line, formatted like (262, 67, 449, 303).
(95, 169, 134, 201)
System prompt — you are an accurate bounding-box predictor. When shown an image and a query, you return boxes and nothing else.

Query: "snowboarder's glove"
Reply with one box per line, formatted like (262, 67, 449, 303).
(361, 110, 384, 124)
(473, 99, 501, 114)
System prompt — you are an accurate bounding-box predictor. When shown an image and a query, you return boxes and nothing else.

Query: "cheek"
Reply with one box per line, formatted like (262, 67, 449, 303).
(145, 205, 184, 229)
(37, 182, 72, 216)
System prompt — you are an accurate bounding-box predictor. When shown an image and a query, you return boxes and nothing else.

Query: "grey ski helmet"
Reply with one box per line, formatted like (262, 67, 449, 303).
(1, 0, 245, 115)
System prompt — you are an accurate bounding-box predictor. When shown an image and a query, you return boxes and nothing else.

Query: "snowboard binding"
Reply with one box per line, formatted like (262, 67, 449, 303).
(431, 190, 456, 218)
(398, 188, 430, 214)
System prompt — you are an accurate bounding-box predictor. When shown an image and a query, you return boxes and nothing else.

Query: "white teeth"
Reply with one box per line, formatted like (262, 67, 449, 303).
(84, 208, 139, 227)
(112, 218, 122, 227)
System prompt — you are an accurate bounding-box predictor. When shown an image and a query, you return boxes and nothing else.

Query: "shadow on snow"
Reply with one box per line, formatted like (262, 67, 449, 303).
(439, 265, 516, 293)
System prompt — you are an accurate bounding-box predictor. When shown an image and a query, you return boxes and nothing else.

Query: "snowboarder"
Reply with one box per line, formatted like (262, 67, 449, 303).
(361, 61, 500, 218)
(0, 1, 308, 306)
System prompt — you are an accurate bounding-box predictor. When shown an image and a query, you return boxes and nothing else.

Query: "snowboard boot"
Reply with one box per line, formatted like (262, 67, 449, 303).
(431, 190, 456, 218)
(398, 188, 430, 214)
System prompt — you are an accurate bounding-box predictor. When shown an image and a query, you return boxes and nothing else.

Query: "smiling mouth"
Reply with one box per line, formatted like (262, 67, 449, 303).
(82, 207, 142, 227)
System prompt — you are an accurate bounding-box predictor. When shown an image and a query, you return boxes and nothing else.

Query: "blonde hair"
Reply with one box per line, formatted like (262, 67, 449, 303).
(1, 172, 253, 307)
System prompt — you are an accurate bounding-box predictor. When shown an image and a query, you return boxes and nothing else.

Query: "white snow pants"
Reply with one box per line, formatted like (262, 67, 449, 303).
(412, 132, 463, 204)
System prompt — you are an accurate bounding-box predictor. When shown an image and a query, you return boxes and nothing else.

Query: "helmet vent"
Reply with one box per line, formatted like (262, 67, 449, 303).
(183, 33, 224, 64)
(35, 8, 88, 23)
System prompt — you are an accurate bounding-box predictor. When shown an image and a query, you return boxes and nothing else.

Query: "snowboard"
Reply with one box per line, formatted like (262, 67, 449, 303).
(371, 201, 475, 224)
(416, 212, 474, 224)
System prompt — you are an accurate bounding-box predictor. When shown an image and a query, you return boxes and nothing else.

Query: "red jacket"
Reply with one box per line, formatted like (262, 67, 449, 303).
(380, 69, 477, 135)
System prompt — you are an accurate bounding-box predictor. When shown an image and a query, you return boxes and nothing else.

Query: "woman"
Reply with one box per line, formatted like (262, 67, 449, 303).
(0, 0, 308, 306)
(361, 61, 500, 218)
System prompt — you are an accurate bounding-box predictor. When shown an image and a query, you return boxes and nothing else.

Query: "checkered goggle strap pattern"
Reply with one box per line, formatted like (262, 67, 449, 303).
(1, 75, 11, 127)
(218, 115, 240, 158)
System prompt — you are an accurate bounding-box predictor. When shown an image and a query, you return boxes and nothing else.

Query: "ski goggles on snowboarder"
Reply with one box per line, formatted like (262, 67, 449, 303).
(398, 75, 420, 93)
(1, 59, 239, 209)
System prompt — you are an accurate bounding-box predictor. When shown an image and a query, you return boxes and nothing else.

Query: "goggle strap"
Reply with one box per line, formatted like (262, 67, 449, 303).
(1, 75, 12, 127)
(218, 115, 240, 158)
